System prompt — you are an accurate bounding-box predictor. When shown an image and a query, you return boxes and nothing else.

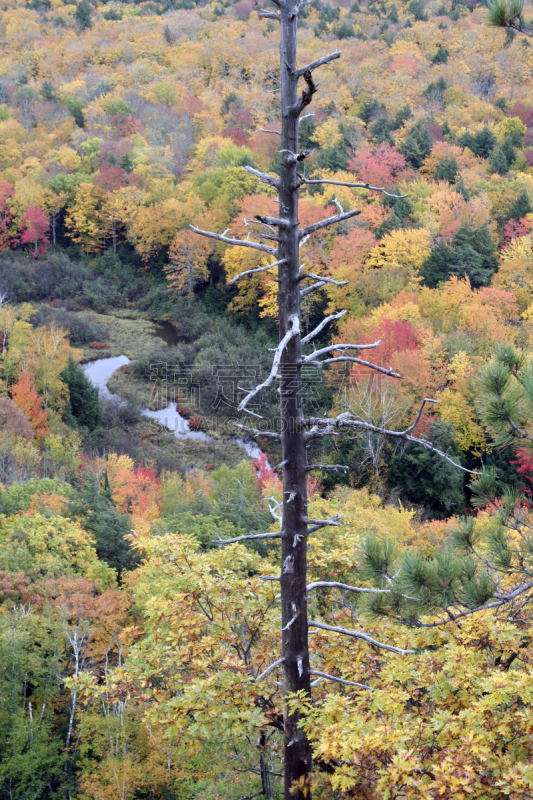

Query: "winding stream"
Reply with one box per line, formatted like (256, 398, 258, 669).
(82, 355, 268, 462)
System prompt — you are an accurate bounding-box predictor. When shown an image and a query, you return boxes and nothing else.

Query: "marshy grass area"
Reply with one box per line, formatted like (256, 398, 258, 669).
(131, 418, 250, 471)
(79, 311, 169, 361)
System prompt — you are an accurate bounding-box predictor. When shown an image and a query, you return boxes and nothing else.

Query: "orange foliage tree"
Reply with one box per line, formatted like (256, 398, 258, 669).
(11, 370, 50, 439)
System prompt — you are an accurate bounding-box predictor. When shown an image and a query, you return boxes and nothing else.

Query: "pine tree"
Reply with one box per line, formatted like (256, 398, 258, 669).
(434, 155, 459, 183)
(62, 358, 101, 431)
(75, 0, 93, 29)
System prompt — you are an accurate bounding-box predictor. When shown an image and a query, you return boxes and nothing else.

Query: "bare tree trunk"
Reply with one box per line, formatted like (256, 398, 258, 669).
(278, 6, 313, 798)
(190, 4, 441, 798)
(259, 731, 273, 799)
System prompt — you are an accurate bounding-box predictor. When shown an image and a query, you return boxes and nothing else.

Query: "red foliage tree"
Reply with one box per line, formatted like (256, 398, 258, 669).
(349, 318, 423, 378)
(504, 216, 533, 244)
(221, 126, 249, 146)
(255, 451, 275, 491)
(349, 143, 408, 189)
(11, 370, 50, 439)
(20, 205, 50, 258)
(509, 102, 533, 128)
(93, 164, 129, 191)
(107, 114, 143, 137)
(512, 447, 533, 498)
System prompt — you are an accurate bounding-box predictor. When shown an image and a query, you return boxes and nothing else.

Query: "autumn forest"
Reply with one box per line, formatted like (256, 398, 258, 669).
(3, 0, 533, 796)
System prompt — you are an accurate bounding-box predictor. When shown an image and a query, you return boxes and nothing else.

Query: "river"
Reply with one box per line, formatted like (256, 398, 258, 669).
(82, 355, 268, 463)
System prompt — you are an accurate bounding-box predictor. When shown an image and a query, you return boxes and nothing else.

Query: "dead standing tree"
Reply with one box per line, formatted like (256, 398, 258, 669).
(191, 4, 474, 797)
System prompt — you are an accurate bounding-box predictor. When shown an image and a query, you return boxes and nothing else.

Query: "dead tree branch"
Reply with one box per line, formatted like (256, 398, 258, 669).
(296, 52, 341, 77)
(256, 658, 285, 682)
(298, 272, 348, 287)
(301, 310, 347, 344)
(229, 258, 287, 285)
(306, 464, 350, 473)
(303, 414, 480, 475)
(238, 314, 300, 413)
(190, 225, 276, 255)
(302, 341, 381, 360)
(298, 174, 408, 199)
(307, 355, 403, 379)
(244, 165, 281, 189)
(217, 532, 283, 546)
(299, 208, 361, 238)
(309, 670, 372, 690)
(308, 620, 415, 655)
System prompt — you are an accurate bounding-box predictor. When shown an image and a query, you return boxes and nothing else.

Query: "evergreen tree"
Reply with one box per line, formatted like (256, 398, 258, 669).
(62, 357, 101, 431)
(474, 126, 497, 158)
(392, 103, 412, 129)
(434, 155, 459, 183)
(369, 115, 395, 145)
(357, 96, 384, 125)
(376, 194, 412, 238)
(408, 0, 428, 20)
(431, 44, 449, 63)
(458, 126, 497, 158)
(420, 237, 457, 287)
(453, 222, 499, 286)
(398, 122, 433, 168)
(489, 146, 511, 175)
(506, 189, 532, 223)
(75, 0, 93, 29)
(316, 144, 348, 171)
(455, 175, 470, 199)
(421, 223, 498, 288)
(388, 420, 466, 517)
(68, 473, 139, 576)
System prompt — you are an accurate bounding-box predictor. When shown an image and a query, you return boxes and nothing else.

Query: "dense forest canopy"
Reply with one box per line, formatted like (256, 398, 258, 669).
(2, 0, 533, 795)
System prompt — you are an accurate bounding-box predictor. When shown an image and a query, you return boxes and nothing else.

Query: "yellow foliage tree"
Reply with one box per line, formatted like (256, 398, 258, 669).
(65, 182, 103, 253)
(437, 387, 489, 456)
(164, 229, 213, 306)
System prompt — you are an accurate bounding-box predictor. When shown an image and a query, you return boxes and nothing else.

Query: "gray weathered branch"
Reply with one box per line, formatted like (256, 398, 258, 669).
(292, 0, 316, 17)
(298, 174, 408, 199)
(190, 225, 276, 255)
(254, 214, 290, 228)
(303, 340, 381, 360)
(232, 423, 281, 440)
(255, 658, 285, 682)
(296, 51, 341, 77)
(303, 414, 480, 475)
(300, 280, 326, 297)
(308, 620, 414, 655)
(217, 531, 283, 546)
(238, 314, 300, 412)
(228, 258, 287, 285)
(244, 165, 281, 189)
(298, 272, 348, 288)
(308, 355, 403, 379)
(307, 581, 390, 594)
(305, 515, 342, 533)
(301, 310, 347, 345)
(299, 208, 361, 238)
(309, 669, 372, 690)
(306, 464, 350, 473)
